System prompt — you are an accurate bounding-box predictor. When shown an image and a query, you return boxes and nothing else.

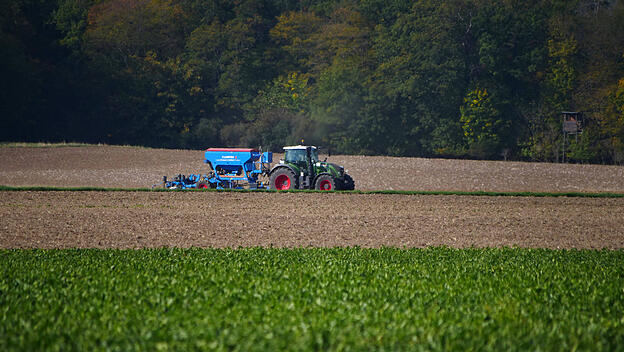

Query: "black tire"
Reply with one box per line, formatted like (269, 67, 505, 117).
(270, 168, 297, 190)
(342, 174, 355, 190)
(315, 174, 336, 191)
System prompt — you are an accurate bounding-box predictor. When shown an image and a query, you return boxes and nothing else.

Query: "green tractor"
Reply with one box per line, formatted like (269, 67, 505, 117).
(269, 145, 355, 191)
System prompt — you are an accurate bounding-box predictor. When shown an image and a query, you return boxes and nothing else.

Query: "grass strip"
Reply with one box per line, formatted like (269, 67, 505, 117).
(1, 184, 623, 198)
(1, 247, 622, 351)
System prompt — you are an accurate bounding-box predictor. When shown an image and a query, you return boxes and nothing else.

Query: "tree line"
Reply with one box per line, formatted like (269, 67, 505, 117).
(2, 0, 624, 163)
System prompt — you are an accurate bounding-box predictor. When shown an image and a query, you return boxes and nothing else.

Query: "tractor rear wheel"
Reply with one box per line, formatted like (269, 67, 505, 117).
(315, 174, 336, 191)
(270, 168, 296, 190)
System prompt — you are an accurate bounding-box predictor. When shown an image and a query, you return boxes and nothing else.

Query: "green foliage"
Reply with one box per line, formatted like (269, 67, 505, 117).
(221, 109, 311, 151)
(254, 72, 312, 114)
(53, 0, 100, 50)
(601, 77, 624, 162)
(460, 88, 512, 158)
(83, 0, 187, 60)
(566, 127, 598, 162)
(3, 0, 624, 162)
(524, 25, 578, 161)
(270, 11, 324, 72)
(546, 34, 577, 105)
(1, 248, 623, 351)
(312, 63, 367, 153)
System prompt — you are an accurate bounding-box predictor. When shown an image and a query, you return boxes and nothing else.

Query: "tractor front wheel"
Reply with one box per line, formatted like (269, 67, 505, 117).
(315, 174, 336, 191)
(270, 168, 296, 190)
(342, 174, 355, 190)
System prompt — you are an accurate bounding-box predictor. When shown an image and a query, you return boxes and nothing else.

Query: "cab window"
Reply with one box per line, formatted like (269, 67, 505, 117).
(285, 149, 307, 163)
(311, 149, 319, 163)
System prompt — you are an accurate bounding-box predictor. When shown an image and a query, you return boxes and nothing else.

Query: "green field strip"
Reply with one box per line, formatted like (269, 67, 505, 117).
(1, 247, 622, 351)
(1, 184, 624, 198)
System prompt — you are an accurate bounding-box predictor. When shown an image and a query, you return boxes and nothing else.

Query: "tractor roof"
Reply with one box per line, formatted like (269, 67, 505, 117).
(283, 145, 316, 150)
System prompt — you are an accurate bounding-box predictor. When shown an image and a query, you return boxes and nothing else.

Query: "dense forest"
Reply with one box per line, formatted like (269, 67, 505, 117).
(2, 0, 624, 163)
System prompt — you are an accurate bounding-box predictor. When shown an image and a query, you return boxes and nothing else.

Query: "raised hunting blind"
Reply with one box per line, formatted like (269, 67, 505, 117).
(563, 111, 584, 134)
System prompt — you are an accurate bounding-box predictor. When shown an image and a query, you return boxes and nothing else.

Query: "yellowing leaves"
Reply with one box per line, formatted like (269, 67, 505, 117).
(460, 87, 512, 157)
(270, 8, 371, 72)
(270, 11, 323, 68)
(254, 72, 311, 113)
(84, 0, 186, 60)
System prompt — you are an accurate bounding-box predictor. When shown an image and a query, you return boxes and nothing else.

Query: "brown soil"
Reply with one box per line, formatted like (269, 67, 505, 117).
(1, 146, 623, 249)
(1, 146, 624, 192)
(2, 191, 623, 249)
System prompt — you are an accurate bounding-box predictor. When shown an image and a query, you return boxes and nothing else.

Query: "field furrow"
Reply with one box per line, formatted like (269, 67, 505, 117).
(2, 191, 623, 249)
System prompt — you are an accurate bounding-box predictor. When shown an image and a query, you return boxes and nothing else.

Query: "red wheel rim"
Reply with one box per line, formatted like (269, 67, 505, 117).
(198, 183, 208, 189)
(275, 174, 291, 190)
(319, 179, 332, 190)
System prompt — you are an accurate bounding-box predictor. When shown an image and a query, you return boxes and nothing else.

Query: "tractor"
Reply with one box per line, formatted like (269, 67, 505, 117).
(269, 145, 355, 191)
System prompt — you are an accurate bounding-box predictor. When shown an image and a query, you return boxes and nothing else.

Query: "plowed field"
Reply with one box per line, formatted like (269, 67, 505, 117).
(1, 146, 624, 249)
(2, 146, 624, 192)
(2, 190, 624, 249)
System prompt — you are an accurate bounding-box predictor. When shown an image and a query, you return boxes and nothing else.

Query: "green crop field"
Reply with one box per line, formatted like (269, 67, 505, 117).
(1, 248, 623, 351)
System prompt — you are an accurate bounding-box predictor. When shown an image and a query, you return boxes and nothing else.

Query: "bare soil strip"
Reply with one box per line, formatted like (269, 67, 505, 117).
(2, 146, 623, 249)
(2, 146, 624, 192)
(2, 191, 622, 249)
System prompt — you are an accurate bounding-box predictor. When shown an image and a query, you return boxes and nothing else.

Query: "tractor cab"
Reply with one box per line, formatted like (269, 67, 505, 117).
(283, 145, 318, 165)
